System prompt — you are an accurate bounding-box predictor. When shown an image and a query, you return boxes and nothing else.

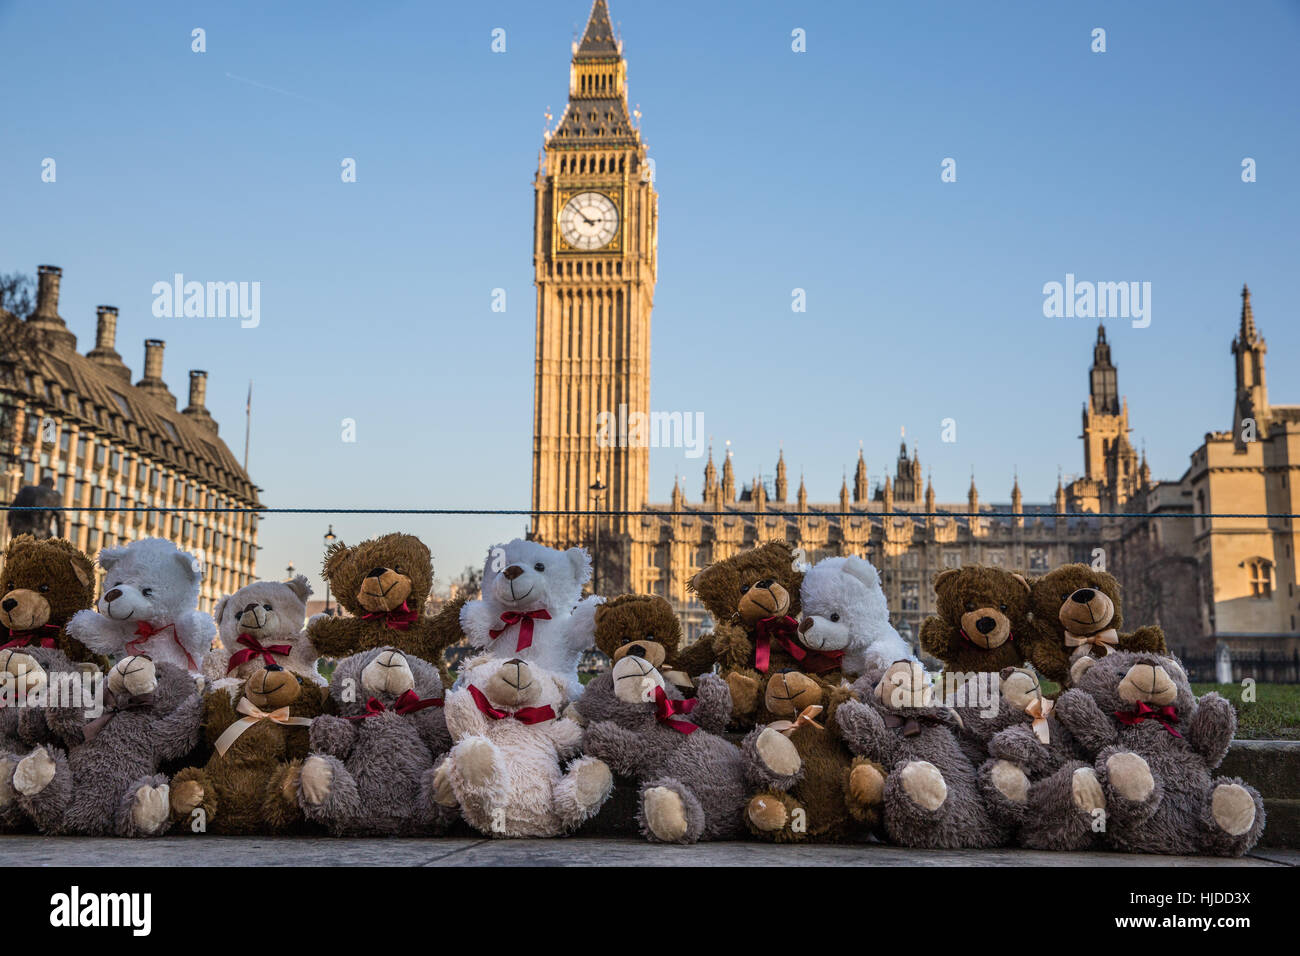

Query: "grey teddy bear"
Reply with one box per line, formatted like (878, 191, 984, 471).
(12, 655, 202, 836)
(1, 646, 80, 829)
(835, 660, 1010, 849)
(1051, 651, 1264, 856)
(298, 647, 457, 835)
(578, 660, 748, 844)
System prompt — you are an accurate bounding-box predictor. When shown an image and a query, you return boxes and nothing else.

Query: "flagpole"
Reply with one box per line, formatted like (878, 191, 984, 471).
(244, 380, 252, 471)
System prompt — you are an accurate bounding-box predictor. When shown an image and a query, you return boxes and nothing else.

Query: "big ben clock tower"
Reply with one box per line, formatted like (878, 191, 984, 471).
(531, 0, 658, 565)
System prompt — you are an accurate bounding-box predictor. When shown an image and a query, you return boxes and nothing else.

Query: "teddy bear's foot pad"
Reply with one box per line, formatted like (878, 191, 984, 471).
(1211, 783, 1256, 836)
(14, 748, 56, 796)
(1071, 767, 1104, 813)
(850, 761, 886, 805)
(990, 760, 1029, 804)
(900, 760, 947, 811)
(747, 795, 787, 832)
(300, 756, 333, 806)
(131, 785, 171, 834)
(1106, 752, 1154, 802)
(643, 786, 688, 842)
(755, 727, 801, 776)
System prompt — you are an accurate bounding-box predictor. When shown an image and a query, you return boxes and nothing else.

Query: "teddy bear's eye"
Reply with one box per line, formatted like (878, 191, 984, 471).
(38, 584, 50, 593)
(394, 566, 404, 574)
(141, 588, 153, 597)
(999, 604, 1007, 612)
(740, 584, 751, 595)
(263, 604, 273, 611)
(829, 612, 840, 622)
(965, 601, 975, 611)
(534, 562, 545, 572)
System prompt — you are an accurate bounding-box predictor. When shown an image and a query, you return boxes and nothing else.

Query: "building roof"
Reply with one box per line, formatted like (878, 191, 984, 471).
(576, 1, 619, 58)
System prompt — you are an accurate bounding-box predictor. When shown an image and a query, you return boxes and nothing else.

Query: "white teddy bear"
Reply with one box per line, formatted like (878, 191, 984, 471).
(431, 655, 612, 837)
(458, 539, 600, 700)
(203, 575, 323, 690)
(798, 555, 913, 677)
(66, 538, 216, 677)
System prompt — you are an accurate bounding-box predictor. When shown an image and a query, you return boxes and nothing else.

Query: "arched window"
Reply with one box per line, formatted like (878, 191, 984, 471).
(1245, 557, 1273, 597)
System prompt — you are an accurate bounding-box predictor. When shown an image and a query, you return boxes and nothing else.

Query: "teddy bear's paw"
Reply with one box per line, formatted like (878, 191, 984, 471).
(1211, 783, 1256, 837)
(900, 760, 948, 812)
(643, 787, 688, 842)
(0, 651, 47, 695)
(0, 756, 16, 808)
(458, 738, 501, 789)
(432, 761, 458, 808)
(572, 759, 613, 809)
(170, 779, 206, 819)
(1071, 767, 1105, 814)
(849, 761, 886, 806)
(278, 764, 302, 808)
(747, 794, 788, 832)
(300, 756, 333, 806)
(561, 701, 587, 726)
(755, 727, 801, 777)
(13, 748, 56, 796)
(725, 672, 760, 715)
(989, 759, 1029, 804)
(131, 784, 171, 834)
(1105, 752, 1154, 803)
(109, 656, 157, 698)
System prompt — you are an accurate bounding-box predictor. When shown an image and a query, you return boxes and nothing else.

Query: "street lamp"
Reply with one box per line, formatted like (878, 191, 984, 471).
(589, 474, 606, 595)
(323, 524, 336, 614)
(286, 561, 295, 579)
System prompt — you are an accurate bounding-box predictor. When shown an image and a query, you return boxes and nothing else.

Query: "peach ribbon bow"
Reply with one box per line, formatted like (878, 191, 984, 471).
(1023, 695, 1054, 745)
(213, 697, 314, 756)
(1064, 628, 1119, 660)
(768, 704, 824, 737)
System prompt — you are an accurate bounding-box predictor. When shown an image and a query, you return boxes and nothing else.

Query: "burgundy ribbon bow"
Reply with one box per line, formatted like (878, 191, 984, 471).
(345, 689, 445, 720)
(653, 685, 698, 735)
(128, 621, 197, 671)
(489, 608, 552, 652)
(753, 616, 843, 675)
(2, 624, 59, 650)
(1114, 700, 1182, 738)
(467, 683, 555, 724)
(83, 689, 155, 743)
(361, 601, 418, 632)
(227, 633, 293, 672)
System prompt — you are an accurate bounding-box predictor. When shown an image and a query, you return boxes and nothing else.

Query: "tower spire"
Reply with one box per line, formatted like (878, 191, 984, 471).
(853, 441, 868, 503)
(775, 445, 788, 502)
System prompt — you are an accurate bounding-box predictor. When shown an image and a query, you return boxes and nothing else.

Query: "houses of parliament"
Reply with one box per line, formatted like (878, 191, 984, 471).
(531, 3, 1298, 662)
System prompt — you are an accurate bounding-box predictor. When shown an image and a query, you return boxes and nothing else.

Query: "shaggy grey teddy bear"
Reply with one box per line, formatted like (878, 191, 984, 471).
(1052, 651, 1264, 856)
(12, 655, 202, 836)
(578, 660, 747, 844)
(835, 660, 1010, 849)
(297, 646, 457, 835)
(1, 647, 80, 829)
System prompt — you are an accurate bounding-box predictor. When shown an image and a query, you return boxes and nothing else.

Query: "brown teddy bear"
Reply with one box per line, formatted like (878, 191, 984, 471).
(1024, 564, 1166, 686)
(169, 668, 326, 834)
(0, 535, 99, 665)
(741, 670, 884, 842)
(592, 593, 694, 694)
(306, 533, 465, 685)
(918, 565, 1032, 677)
(678, 542, 842, 728)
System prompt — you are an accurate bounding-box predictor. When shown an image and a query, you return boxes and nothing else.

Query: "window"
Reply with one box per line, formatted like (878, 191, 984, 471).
(1246, 558, 1272, 598)
(986, 549, 1006, 567)
(107, 390, 132, 420)
(161, 419, 180, 443)
(943, 550, 961, 569)
(1029, 548, 1049, 571)
(901, 581, 919, 611)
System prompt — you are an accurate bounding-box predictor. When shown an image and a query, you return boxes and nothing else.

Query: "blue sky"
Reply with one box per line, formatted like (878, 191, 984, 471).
(3, 0, 1298, 595)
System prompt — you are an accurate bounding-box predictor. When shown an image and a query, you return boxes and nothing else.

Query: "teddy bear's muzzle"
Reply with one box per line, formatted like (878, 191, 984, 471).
(764, 671, 822, 717)
(357, 568, 412, 612)
(612, 654, 663, 703)
(611, 638, 667, 668)
(246, 667, 303, 709)
(362, 650, 415, 697)
(959, 608, 1011, 649)
(0, 589, 50, 630)
(1118, 662, 1177, 706)
(1059, 588, 1115, 633)
(737, 580, 789, 625)
(484, 659, 539, 708)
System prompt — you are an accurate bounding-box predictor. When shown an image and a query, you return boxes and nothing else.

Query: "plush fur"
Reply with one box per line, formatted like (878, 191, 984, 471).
(204, 576, 323, 690)
(591, 593, 694, 693)
(1025, 564, 1167, 686)
(579, 664, 746, 843)
(1, 645, 81, 830)
(1052, 651, 1265, 856)
(918, 565, 1032, 676)
(306, 533, 465, 687)
(799, 555, 912, 677)
(169, 669, 326, 835)
(66, 538, 215, 676)
(297, 646, 456, 835)
(458, 539, 597, 700)
(1, 534, 100, 664)
(836, 661, 1010, 848)
(14, 656, 202, 836)
(436, 655, 612, 837)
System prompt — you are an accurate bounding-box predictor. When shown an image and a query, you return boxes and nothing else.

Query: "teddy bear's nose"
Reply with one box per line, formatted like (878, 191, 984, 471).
(104, 588, 122, 602)
(241, 603, 260, 616)
(799, 617, 814, 633)
(755, 578, 774, 590)
(503, 565, 524, 581)
(265, 663, 284, 672)
(366, 568, 388, 579)
(975, 616, 997, 634)
(1, 598, 16, 612)
(1070, 588, 1095, 604)
(626, 643, 647, 657)
(505, 658, 525, 666)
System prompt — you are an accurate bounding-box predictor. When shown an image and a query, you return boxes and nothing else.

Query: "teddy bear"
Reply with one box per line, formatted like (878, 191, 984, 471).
(591, 593, 694, 694)
(297, 646, 456, 836)
(458, 539, 599, 701)
(578, 656, 747, 843)
(676, 541, 839, 729)
(1024, 564, 1167, 686)
(10, 655, 203, 836)
(918, 565, 1032, 678)
(431, 654, 612, 838)
(204, 575, 322, 690)
(741, 670, 884, 842)
(306, 533, 465, 687)
(835, 660, 1011, 848)
(1, 645, 78, 829)
(1050, 651, 1265, 856)
(66, 537, 216, 677)
(168, 666, 327, 835)
(1, 534, 100, 665)
(798, 555, 912, 677)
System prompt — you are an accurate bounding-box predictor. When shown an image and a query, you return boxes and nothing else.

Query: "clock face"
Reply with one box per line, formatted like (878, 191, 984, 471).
(559, 192, 619, 250)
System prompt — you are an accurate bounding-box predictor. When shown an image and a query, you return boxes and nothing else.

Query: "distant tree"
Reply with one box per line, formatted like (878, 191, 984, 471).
(450, 564, 483, 601)
(0, 272, 35, 318)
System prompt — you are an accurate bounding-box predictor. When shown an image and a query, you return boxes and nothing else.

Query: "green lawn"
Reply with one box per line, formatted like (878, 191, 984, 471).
(1192, 683, 1300, 740)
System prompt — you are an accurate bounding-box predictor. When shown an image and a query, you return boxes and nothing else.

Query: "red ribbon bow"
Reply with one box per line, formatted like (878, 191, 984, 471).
(1114, 700, 1182, 738)
(361, 601, 418, 632)
(489, 608, 552, 652)
(2, 624, 59, 650)
(653, 685, 698, 735)
(753, 616, 843, 674)
(467, 683, 555, 724)
(345, 689, 445, 720)
(127, 620, 197, 671)
(227, 633, 293, 672)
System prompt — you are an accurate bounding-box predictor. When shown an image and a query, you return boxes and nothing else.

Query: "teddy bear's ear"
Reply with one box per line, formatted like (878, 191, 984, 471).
(97, 544, 128, 572)
(69, 555, 93, 589)
(286, 574, 313, 603)
(322, 541, 350, 579)
(1010, 572, 1030, 594)
(932, 568, 959, 594)
(213, 594, 230, 624)
(839, 555, 879, 589)
(174, 549, 203, 582)
(566, 547, 592, 586)
(1069, 654, 1097, 685)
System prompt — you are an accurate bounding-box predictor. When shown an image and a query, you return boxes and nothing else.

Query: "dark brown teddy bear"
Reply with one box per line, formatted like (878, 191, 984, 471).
(678, 542, 843, 727)
(1025, 564, 1166, 686)
(0, 535, 99, 665)
(919, 565, 1032, 676)
(169, 668, 326, 834)
(306, 533, 465, 685)
(593, 594, 694, 694)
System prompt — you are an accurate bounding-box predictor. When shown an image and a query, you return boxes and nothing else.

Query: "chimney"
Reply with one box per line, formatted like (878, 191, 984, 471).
(182, 369, 218, 434)
(25, 265, 78, 350)
(136, 339, 176, 406)
(86, 305, 131, 381)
